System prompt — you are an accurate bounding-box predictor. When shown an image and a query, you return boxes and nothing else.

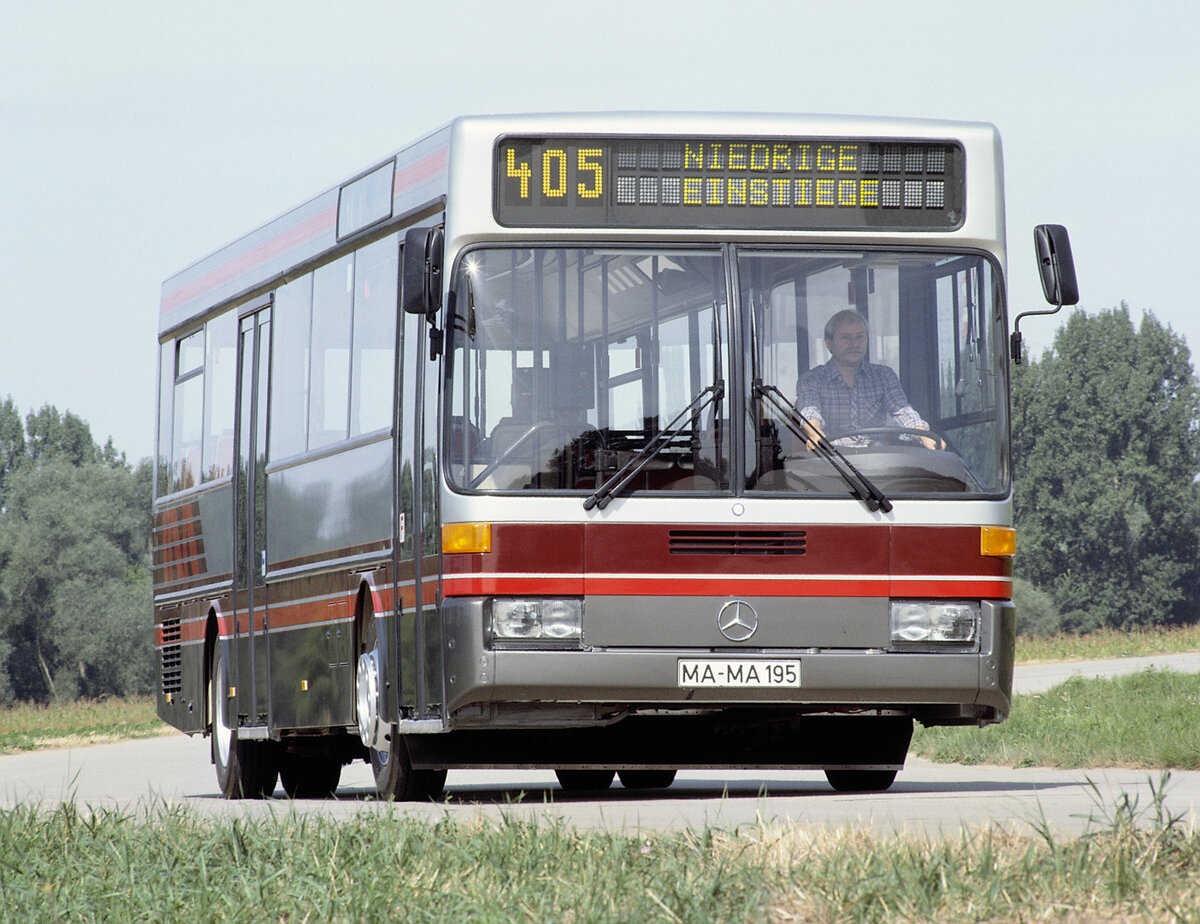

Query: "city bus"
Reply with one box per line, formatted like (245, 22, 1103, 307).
(153, 113, 1076, 799)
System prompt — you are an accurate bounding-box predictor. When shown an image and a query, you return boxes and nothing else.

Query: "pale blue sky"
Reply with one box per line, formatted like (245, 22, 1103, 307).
(2, 0, 1197, 461)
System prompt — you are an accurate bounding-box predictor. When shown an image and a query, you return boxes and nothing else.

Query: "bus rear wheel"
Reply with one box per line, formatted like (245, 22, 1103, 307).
(824, 769, 898, 792)
(210, 643, 278, 799)
(279, 751, 342, 799)
(617, 769, 677, 790)
(555, 769, 615, 791)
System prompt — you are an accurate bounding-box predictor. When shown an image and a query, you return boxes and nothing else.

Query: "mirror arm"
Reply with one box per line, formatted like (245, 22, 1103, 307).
(1009, 303, 1062, 365)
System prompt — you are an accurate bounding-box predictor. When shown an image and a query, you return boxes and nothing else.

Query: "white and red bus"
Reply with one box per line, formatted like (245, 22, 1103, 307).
(153, 113, 1075, 798)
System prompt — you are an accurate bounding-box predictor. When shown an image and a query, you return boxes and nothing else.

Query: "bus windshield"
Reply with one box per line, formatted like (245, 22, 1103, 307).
(446, 246, 1007, 498)
(742, 250, 1008, 497)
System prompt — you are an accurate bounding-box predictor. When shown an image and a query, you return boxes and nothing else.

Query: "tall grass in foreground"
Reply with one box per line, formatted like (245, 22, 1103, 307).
(2, 783, 1198, 924)
(914, 670, 1200, 769)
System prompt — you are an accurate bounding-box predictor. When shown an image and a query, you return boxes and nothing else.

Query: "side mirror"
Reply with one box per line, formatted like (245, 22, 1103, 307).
(1010, 224, 1079, 364)
(402, 226, 444, 316)
(1034, 224, 1079, 307)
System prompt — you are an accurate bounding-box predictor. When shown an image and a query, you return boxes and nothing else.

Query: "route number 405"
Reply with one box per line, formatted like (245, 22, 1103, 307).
(506, 147, 603, 201)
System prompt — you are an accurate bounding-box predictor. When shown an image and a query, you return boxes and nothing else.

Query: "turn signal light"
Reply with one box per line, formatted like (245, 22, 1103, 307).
(443, 522, 492, 554)
(980, 526, 1015, 558)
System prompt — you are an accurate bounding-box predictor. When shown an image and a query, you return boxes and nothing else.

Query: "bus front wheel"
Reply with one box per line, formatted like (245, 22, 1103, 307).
(210, 643, 278, 799)
(370, 728, 447, 801)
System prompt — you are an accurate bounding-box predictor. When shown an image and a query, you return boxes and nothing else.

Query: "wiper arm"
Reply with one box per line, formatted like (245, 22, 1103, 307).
(754, 381, 893, 514)
(584, 381, 724, 510)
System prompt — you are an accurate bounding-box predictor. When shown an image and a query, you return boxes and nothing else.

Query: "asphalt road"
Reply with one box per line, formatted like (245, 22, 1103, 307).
(3, 654, 1198, 836)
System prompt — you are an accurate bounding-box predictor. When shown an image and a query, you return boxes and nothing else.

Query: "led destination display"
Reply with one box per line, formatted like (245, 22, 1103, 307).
(495, 136, 965, 231)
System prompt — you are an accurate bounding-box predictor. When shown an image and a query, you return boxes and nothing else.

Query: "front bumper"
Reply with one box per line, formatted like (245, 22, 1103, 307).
(441, 598, 1015, 726)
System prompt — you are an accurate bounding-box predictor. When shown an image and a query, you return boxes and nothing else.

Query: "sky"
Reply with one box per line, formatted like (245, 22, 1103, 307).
(2, 0, 1197, 462)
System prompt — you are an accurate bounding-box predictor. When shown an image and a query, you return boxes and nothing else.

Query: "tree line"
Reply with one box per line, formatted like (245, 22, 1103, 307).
(2, 303, 1199, 703)
(0, 402, 153, 704)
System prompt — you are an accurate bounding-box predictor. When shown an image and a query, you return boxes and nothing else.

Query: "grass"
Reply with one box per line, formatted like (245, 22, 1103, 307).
(1016, 622, 1200, 663)
(914, 669, 1200, 770)
(0, 695, 171, 754)
(1, 788, 1198, 924)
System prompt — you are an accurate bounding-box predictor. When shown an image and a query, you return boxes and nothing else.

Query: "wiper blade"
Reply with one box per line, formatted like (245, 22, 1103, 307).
(754, 381, 893, 514)
(584, 381, 724, 510)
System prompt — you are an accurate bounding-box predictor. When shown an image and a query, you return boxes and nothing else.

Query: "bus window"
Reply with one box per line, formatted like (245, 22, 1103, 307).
(742, 250, 1007, 496)
(170, 328, 204, 492)
(204, 311, 237, 481)
(269, 275, 312, 461)
(308, 255, 354, 449)
(350, 234, 399, 437)
(447, 247, 729, 494)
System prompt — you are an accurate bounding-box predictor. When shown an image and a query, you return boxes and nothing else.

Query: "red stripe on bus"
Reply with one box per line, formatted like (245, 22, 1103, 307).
(393, 148, 448, 194)
(441, 574, 1010, 599)
(161, 205, 337, 314)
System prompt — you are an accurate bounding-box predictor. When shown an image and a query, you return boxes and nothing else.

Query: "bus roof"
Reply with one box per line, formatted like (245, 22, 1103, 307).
(158, 112, 1002, 339)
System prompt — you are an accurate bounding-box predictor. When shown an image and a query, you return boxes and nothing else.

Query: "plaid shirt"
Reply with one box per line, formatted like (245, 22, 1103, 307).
(796, 359, 927, 442)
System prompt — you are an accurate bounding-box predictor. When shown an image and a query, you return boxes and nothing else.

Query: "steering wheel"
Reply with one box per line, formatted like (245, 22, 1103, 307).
(825, 426, 948, 450)
(469, 421, 607, 489)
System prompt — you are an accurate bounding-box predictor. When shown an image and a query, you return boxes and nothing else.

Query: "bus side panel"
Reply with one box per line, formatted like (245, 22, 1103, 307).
(262, 438, 393, 732)
(267, 573, 355, 730)
(265, 439, 394, 566)
(153, 486, 235, 734)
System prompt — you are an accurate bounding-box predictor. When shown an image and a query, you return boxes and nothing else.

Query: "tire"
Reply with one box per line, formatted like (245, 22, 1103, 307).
(210, 642, 278, 799)
(617, 769, 677, 790)
(355, 594, 446, 800)
(824, 769, 898, 793)
(370, 726, 447, 801)
(279, 751, 342, 799)
(555, 769, 615, 791)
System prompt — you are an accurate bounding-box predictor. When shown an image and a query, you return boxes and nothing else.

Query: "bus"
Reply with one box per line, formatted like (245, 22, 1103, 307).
(153, 113, 1076, 799)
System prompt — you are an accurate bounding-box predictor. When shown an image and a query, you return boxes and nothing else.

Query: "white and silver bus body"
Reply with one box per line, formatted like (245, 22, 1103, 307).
(152, 112, 1026, 797)
(425, 114, 1013, 776)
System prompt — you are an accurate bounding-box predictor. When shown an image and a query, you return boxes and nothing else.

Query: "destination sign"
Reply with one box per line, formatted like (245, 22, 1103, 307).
(495, 136, 965, 231)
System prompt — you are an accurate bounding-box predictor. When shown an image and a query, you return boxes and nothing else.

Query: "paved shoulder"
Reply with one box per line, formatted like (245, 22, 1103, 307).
(1014, 651, 1200, 695)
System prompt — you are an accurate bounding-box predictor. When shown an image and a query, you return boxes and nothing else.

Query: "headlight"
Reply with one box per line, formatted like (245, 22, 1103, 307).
(890, 601, 979, 649)
(490, 598, 583, 647)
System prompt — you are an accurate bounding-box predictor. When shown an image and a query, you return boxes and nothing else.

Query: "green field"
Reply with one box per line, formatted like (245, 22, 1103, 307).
(0, 696, 169, 754)
(1016, 623, 1200, 664)
(913, 669, 1200, 770)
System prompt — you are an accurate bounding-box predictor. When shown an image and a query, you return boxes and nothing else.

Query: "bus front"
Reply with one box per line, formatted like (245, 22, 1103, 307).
(434, 114, 1013, 791)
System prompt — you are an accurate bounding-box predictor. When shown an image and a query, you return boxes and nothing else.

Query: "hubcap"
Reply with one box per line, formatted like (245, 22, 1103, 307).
(356, 650, 384, 748)
(213, 656, 232, 766)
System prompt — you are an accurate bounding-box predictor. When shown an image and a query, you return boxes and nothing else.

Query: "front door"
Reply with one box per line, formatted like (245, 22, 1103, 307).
(233, 307, 272, 726)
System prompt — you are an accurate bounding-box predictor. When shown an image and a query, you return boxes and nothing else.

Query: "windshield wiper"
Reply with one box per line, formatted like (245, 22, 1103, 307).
(584, 381, 724, 510)
(754, 381, 893, 514)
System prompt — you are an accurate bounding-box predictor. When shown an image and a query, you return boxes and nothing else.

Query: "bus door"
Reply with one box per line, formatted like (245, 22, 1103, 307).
(233, 307, 272, 728)
(397, 306, 444, 724)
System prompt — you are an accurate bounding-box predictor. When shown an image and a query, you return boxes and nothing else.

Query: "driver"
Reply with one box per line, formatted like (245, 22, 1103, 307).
(796, 310, 937, 450)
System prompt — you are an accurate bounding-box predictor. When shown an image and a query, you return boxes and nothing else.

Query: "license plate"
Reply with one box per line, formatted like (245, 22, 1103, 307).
(677, 659, 801, 688)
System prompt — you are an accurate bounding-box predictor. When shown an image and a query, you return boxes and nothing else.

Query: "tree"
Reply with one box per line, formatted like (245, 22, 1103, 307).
(0, 403, 153, 702)
(1012, 305, 1200, 631)
(0, 397, 25, 506)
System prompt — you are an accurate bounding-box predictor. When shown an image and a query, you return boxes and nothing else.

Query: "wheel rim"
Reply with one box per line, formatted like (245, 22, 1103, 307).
(355, 650, 381, 748)
(212, 651, 232, 767)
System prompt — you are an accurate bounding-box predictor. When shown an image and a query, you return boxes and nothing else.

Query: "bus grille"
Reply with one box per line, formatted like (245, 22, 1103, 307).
(668, 529, 807, 556)
(161, 618, 182, 696)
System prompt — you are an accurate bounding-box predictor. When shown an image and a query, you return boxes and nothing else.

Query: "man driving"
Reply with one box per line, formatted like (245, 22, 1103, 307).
(796, 309, 937, 450)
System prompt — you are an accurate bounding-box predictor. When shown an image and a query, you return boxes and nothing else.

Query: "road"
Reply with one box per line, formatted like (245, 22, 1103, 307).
(2, 654, 1198, 836)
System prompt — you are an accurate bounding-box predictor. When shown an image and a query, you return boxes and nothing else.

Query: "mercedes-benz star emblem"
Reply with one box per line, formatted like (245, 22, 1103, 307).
(717, 600, 759, 642)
